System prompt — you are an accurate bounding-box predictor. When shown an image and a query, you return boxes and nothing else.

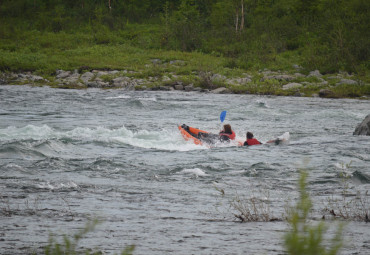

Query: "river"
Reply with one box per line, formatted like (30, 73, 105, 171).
(0, 85, 369, 254)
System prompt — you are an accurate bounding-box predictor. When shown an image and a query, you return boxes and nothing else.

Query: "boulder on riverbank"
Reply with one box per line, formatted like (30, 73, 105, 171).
(353, 114, 370, 136)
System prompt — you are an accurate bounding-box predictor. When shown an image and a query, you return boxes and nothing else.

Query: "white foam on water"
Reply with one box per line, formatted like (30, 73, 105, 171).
(137, 97, 157, 102)
(105, 95, 132, 100)
(180, 168, 207, 177)
(0, 125, 54, 140)
(278, 132, 290, 141)
(36, 181, 78, 190)
(0, 124, 212, 151)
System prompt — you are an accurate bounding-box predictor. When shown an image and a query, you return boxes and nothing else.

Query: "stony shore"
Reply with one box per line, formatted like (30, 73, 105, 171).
(0, 65, 368, 99)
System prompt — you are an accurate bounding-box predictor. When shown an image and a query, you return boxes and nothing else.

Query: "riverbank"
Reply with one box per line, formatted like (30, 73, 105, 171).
(1, 67, 369, 99)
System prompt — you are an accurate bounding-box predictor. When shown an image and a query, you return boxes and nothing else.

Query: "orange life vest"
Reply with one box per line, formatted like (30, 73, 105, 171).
(220, 130, 236, 140)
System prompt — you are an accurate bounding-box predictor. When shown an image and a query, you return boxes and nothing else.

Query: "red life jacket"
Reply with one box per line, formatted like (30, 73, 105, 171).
(245, 138, 261, 146)
(220, 130, 236, 140)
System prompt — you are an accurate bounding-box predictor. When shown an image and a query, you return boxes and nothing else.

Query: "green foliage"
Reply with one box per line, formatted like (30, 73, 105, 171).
(284, 171, 343, 255)
(166, 0, 204, 51)
(0, 0, 369, 74)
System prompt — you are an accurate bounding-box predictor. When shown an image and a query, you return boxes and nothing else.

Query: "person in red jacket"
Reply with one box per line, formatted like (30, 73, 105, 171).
(243, 132, 262, 146)
(219, 124, 236, 142)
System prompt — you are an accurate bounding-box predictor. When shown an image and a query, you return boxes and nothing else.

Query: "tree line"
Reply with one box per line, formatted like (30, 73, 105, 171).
(1, 0, 369, 73)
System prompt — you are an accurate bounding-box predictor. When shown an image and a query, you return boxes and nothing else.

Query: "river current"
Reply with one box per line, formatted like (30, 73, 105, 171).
(0, 85, 369, 254)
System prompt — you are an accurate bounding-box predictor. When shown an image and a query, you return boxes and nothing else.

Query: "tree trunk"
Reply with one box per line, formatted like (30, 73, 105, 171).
(240, 0, 244, 31)
(235, 9, 239, 32)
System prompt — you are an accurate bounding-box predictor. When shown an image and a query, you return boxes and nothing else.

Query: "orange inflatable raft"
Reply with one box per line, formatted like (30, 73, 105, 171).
(178, 125, 209, 145)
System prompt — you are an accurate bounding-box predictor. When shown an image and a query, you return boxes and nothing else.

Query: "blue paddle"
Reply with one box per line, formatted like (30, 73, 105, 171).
(220, 111, 227, 123)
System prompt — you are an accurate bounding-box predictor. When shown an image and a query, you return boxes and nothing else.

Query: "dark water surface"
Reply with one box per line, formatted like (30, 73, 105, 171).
(0, 85, 369, 254)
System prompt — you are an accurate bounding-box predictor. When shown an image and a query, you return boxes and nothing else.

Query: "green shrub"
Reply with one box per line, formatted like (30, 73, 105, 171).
(44, 219, 135, 255)
(284, 171, 343, 255)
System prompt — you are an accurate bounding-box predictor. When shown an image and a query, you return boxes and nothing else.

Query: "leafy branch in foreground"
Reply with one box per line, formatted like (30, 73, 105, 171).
(44, 219, 135, 255)
(284, 171, 343, 255)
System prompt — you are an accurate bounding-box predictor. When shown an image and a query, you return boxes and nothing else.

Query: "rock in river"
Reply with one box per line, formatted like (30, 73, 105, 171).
(353, 114, 370, 136)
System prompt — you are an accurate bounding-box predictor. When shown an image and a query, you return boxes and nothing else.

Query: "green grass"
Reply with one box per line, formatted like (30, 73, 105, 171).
(0, 26, 368, 98)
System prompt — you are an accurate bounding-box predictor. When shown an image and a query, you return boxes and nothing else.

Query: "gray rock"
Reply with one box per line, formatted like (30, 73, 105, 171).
(293, 64, 303, 70)
(110, 70, 120, 75)
(112, 77, 131, 87)
(169, 60, 185, 66)
(184, 84, 194, 91)
(308, 70, 322, 78)
(62, 73, 80, 84)
(151, 59, 162, 64)
(211, 87, 230, 94)
(337, 79, 358, 85)
(162, 76, 171, 82)
(226, 77, 252, 85)
(353, 114, 370, 136)
(319, 89, 335, 98)
(294, 73, 306, 78)
(87, 81, 101, 88)
(263, 75, 295, 81)
(174, 84, 184, 90)
(96, 71, 109, 77)
(283, 83, 303, 90)
(211, 74, 226, 82)
(29, 75, 45, 82)
(56, 70, 71, 79)
(80, 72, 95, 84)
(159, 86, 171, 91)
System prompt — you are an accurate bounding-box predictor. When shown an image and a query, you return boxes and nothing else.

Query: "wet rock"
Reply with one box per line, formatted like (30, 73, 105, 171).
(319, 89, 335, 98)
(353, 114, 370, 136)
(211, 87, 230, 94)
(87, 81, 101, 88)
(184, 84, 194, 91)
(174, 84, 184, 90)
(282, 83, 303, 90)
(159, 86, 172, 91)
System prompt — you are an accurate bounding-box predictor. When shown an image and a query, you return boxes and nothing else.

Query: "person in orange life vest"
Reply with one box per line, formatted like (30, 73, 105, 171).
(219, 124, 236, 142)
(243, 131, 262, 146)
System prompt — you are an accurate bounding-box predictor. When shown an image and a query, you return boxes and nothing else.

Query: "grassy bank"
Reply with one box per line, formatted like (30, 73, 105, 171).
(0, 28, 369, 99)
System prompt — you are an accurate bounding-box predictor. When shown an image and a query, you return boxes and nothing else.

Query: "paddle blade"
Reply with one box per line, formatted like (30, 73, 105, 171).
(220, 111, 227, 123)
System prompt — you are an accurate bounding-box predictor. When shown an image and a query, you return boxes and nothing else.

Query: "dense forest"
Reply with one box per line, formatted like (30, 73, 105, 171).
(0, 0, 369, 74)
